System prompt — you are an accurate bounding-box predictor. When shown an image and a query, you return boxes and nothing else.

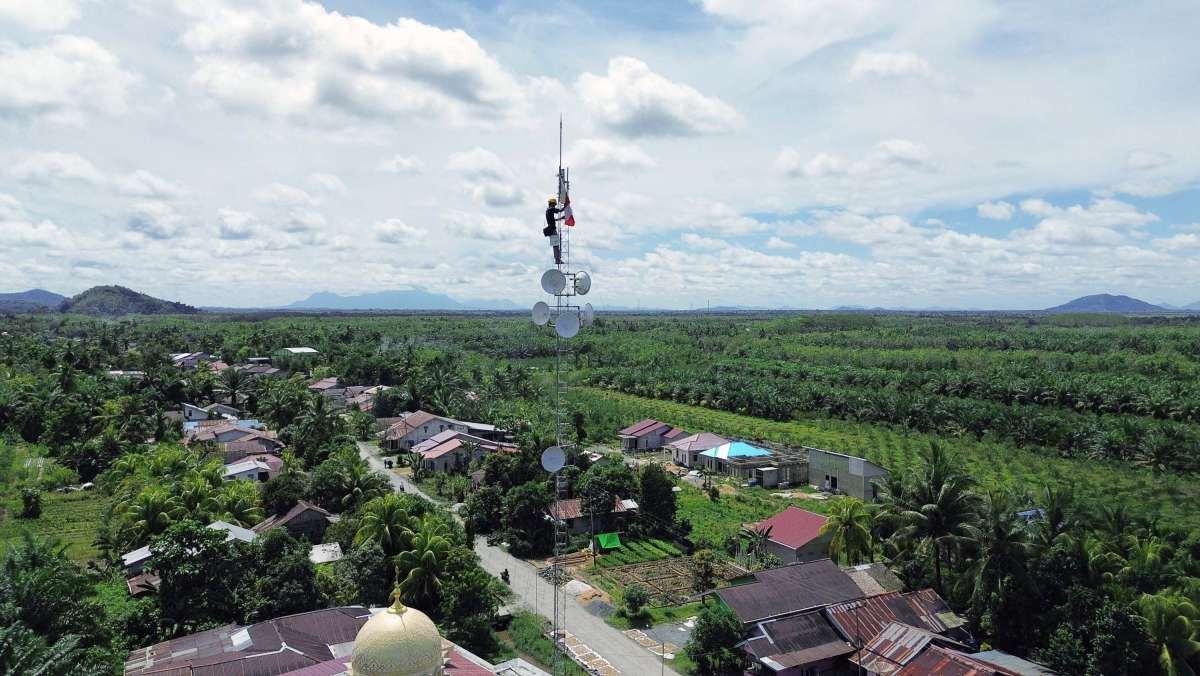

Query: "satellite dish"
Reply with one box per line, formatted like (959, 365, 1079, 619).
(555, 310, 580, 338)
(532, 302, 550, 326)
(541, 446, 566, 473)
(574, 271, 592, 295)
(582, 302, 595, 326)
(541, 269, 566, 295)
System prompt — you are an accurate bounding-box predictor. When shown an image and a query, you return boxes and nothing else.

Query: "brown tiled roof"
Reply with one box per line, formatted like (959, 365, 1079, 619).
(383, 410, 439, 441)
(252, 500, 334, 534)
(825, 589, 964, 642)
(669, 432, 729, 453)
(715, 559, 864, 625)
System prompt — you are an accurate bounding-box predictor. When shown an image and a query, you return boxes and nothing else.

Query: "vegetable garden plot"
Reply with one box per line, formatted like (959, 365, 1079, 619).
(604, 557, 744, 606)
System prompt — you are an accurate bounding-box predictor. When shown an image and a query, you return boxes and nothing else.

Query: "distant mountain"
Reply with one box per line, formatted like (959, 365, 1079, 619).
(285, 289, 520, 311)
(0, 289, 65, 312)
(1044, 294, 1163, 313)
(59, 285, 200, 316)
(1186, 301, 1200, 311)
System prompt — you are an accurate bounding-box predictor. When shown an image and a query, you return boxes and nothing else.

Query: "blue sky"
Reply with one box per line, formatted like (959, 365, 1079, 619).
(0, 0, 1198, 309)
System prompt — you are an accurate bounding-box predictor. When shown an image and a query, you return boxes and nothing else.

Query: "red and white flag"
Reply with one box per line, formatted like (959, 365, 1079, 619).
(564, 192, 576, 227)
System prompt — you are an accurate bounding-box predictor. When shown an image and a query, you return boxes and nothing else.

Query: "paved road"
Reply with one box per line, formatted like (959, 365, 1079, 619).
(356, 442, 678, 676)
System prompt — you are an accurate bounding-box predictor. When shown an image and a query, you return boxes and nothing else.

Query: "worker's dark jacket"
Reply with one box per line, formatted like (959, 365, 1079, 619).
(543, 206, 562, 236)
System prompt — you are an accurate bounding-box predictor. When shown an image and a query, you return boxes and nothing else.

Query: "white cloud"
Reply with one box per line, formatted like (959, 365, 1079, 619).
(0, 0, 81, 32)
(0, 35, 136, 123)
(849, 51, 932, 80)
(177, 0, 526, 126)
(253, 182, 318, 206)
(447, 147, 511, 181)
(378, 154, 424, 174)
(443, 211, 527, 241)
(470, 182, 526, 208)
(766, 236, 795, 250)
(126, 201, 183, 240)
(577, 57, 744, 138)
(307, 173, 346, 195)
(777, 139, 933, 178)
(1018, 196, 1158, 228)
(10, 151, 104, 183)
(566, 138, 657, 173)
(217, 208, 257, 240)
(282, 209, 325, 233)
(0, 194, 23, 221)
(1126, 149, 1172, 171)
(374, 218, 423, 243)
(681, 233, 729, 251)
(0, 217, 69, 248)
(977, 200, 1015, 221)
(114, 170, 186, 198)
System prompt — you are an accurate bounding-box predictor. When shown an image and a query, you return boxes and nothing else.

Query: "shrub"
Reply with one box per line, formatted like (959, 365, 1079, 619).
(20, 487, 42, 519)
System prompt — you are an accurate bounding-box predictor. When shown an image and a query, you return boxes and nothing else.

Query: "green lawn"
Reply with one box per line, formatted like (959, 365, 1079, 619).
(576, 388, 1200, 532)
(677, 484, 834, 549)
(606, 601, 706, 630)
(507, 611, 590, 676)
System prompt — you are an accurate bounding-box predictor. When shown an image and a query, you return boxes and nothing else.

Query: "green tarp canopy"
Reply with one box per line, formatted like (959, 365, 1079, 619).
(596, 533, 621, 550)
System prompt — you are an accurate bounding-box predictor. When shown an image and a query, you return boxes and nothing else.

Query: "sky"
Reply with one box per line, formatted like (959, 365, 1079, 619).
(1, 0, 1199, 310)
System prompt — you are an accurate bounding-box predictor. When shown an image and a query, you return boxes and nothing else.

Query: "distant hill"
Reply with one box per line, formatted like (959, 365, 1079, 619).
(1044, 294, 1163, 313)
(1186, 300, 1200, 311)
(59, 285, 200, 316)
(0, 289, 65, 312)
(285, 289, 520, 311)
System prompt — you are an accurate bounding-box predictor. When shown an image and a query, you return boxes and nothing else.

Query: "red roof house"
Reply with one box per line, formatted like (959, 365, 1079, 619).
(750, 506, 832, 564)
(617, 419, 687, 452)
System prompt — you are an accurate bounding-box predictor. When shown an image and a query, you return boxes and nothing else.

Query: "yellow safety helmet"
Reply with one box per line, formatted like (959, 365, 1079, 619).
(548, 196, 557, 204)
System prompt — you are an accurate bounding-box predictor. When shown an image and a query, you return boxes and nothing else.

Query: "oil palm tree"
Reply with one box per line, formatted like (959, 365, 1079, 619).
(355, 494, 418, 558)
(1137, 593, 1200, 676)
(396, 519, 452, 609)
(739, 524, 772, 565)
(0, 617, 81, 676)
(213, 481, 264, 526)
(821, 498, 875, 565)
(216, 367, 248, 408)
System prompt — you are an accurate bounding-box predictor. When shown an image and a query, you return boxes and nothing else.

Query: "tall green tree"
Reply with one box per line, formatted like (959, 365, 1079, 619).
(396, 519, 452, 610)
(821, 498, 875, 565)
(355, 494, 417, 558)
(895, 443, 980, 594)
(685, 603, 744, 675)
(637, 463, 677, 534)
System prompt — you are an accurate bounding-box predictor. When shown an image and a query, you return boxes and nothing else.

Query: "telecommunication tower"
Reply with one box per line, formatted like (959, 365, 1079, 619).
(533, 120, 594, 676)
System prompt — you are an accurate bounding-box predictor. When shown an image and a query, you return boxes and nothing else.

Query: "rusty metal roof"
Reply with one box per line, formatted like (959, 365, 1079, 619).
(897, 645, 1019, 675)
(547, 497, 628, 521)
(825, 589, 963, 642)
(851, 622, 971, 674)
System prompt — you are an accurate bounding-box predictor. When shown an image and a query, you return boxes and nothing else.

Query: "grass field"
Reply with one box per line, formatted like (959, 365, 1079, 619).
(0, 490, 110, 563)
(676, 484, 835, 549)
(575, 388, 1200, 532)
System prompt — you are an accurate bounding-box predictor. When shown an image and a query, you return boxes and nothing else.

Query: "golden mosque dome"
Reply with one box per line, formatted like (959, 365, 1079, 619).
(350, 593, 447, 676)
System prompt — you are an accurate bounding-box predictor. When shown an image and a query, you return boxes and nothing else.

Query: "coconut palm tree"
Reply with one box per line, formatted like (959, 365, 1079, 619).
(821, 498, 875, 565)
(123, 488, 184, 546)
(739, 525, 773, 565)
(396, 519, 451, 609)
(895, 443, 980, 595)
(213, 481, 264, 527)
(1137, 593, 1200, 676)
(961, 491, 1032, 607)
(355, 494, 418, 558)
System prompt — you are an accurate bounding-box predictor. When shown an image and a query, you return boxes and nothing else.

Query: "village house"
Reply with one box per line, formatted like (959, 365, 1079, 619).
(253, 500, 337, 542)
(223, 454, 283, 482)
(806, 447, 890, 501)
(546, 496, 637, 535)
(617, 419, 687, 452)
(183, 402, 240, 422)
(380, 410, 502, 452)
(411, 430, 519, 473)
(748, 506, 834, 564)
(170, 352, 214, 369)
(668, 431, 729, 467)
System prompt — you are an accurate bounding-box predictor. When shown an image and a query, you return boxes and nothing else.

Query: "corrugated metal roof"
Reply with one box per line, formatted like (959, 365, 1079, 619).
(716, 559, 864, 624)
(618, 418, 667, 437)
(744, 610, 854, 670)
(825, 589, 962, 642)
(851, 622, 970, 674)
(700, 441, 773, 460)
(668, 432, 729, 453)
(548, 497, 629, 521)
(896, 645, 1018, 675)
(972, 650, 1058, 675)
